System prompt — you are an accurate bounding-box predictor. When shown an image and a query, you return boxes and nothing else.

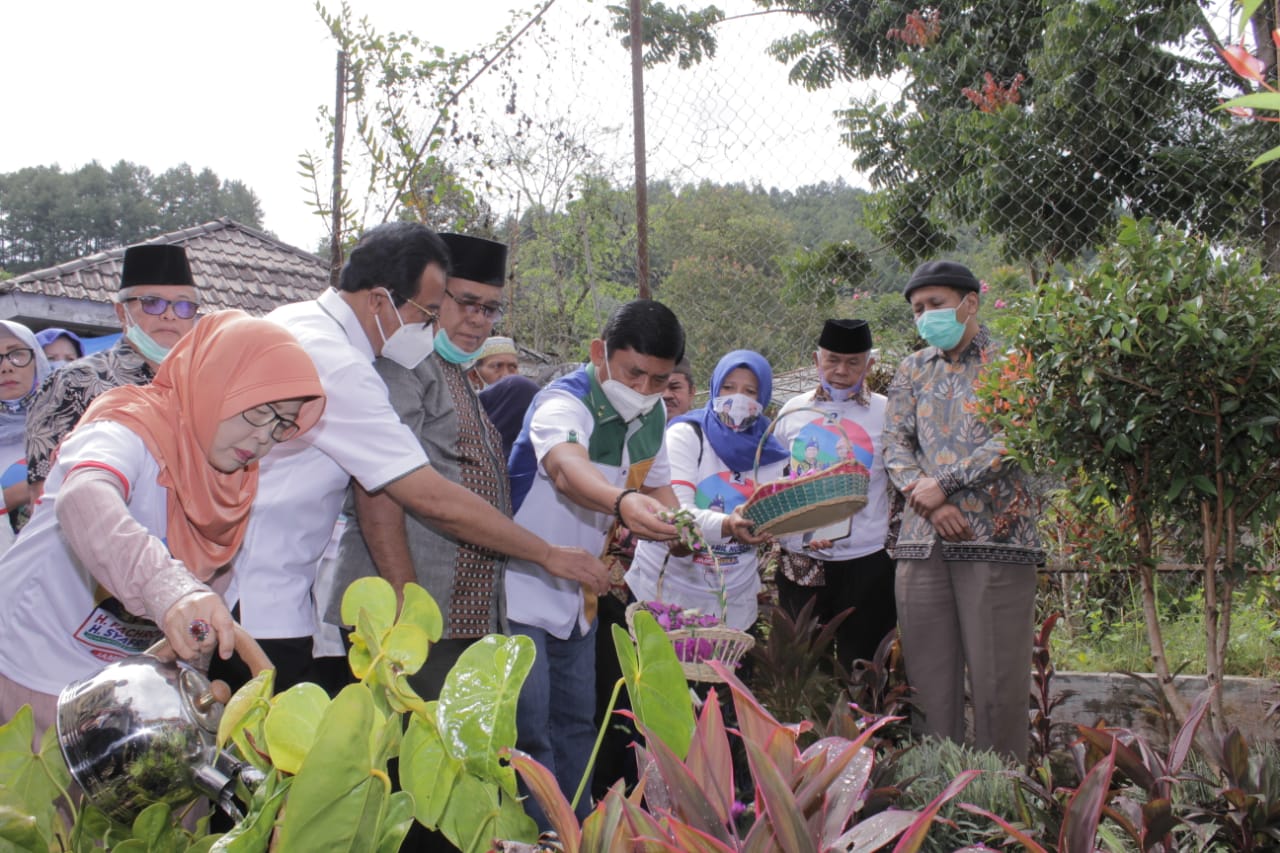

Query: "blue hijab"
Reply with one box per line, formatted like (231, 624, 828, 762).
(673, 349, 788, 474)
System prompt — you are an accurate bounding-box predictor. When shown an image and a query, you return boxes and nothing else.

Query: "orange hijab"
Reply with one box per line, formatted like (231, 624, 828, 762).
(78, 310, 325, 579)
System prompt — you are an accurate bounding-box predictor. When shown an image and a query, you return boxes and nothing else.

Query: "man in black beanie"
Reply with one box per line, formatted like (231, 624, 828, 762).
(884, 259, 1044, 762)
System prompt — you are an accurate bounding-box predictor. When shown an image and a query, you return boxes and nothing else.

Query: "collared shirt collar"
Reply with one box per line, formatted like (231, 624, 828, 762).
(317, 287, 376, 362)
(924, 324, 992, 364)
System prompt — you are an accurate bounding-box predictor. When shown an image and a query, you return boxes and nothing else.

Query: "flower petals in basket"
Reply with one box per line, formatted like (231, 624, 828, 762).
(625, 601, 755, 684)
(742, 460, 870, 537)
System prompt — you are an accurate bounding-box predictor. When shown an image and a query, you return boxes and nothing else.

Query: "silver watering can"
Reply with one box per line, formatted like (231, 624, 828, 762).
(56, 624, 273, 824)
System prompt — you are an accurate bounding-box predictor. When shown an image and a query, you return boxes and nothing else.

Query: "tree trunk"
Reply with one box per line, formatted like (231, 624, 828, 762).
(1135, 514, 1189, 723)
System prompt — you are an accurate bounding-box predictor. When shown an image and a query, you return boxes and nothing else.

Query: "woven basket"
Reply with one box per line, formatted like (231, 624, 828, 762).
(741, 407, 871, 536)
(626, 529, 754, 684)
(625, 603, 755, 683)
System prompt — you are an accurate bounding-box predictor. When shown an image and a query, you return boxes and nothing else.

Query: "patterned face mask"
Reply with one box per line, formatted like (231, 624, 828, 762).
(711, 393, 762, 432)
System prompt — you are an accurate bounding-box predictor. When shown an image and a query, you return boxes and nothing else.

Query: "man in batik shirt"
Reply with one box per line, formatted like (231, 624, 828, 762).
(883, 259, 1044, 762)
(25, 245, 199, 496)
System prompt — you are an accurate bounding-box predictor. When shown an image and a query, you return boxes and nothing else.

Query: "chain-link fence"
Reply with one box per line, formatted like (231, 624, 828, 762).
(338, 0, 1278, 397)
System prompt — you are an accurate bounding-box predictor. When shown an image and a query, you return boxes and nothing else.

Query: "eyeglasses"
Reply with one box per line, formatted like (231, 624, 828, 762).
(241, 402, 301, 442)
(444, 288, 504, 321)
(123, 295, 200, 320)
(0, 348, 35, 368)
(401, 296, 438, 328)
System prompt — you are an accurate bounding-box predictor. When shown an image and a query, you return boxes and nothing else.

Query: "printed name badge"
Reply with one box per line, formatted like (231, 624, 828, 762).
(74, 598, 164, 663)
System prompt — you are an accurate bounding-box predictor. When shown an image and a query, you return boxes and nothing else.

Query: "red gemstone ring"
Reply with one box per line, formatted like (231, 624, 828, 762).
(189, 619, 212, 643)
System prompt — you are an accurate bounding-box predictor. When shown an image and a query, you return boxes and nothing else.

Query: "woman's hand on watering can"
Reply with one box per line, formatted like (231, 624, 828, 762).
(162, 591, 236, 662)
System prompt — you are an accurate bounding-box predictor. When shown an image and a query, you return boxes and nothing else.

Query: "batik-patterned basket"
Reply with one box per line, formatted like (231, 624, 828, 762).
(741, 407, 870, 536)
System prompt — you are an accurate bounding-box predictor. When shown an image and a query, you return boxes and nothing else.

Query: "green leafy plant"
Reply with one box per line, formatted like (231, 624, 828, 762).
(217, 576, 538, 852)
(509, 650, 979, 852)
(973, 217, 1280, 732)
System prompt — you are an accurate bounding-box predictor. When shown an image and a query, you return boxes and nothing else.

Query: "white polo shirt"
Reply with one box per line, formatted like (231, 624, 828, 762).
(505, 389, 671, 639)
(228, 288, 429, 638)
(0, 421, 169, 695)
(773, 389, 890, 561)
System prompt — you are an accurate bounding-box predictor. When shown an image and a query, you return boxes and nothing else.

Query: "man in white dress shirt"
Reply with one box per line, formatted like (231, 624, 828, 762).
(216, 222, 608, 689)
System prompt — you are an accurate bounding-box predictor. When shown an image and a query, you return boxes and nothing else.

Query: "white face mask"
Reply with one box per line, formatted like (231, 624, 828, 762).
(375, 288, 435, 369)
(712, 393, 762, 432)
(600, 346, 664, 422)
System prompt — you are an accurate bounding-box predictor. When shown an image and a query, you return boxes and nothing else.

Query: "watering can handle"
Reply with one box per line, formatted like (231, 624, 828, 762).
(230, 624, 274, 676)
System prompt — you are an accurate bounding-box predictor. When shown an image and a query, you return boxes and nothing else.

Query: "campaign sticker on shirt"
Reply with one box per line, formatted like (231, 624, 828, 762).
(790, 413, 875, 475)
(74, 598, 164, 663)
(694, 472, 756, 566)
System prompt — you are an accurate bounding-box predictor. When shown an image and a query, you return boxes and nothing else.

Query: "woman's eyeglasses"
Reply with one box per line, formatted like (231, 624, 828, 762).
(123, 296, 200, 320)
(241, 403, 301, 442)
(444, 289, 504, 321)
(0, 348, 35, 368)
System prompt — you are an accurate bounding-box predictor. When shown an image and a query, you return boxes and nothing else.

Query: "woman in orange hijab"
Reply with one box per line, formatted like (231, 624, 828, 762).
(0, 310, 325, 735)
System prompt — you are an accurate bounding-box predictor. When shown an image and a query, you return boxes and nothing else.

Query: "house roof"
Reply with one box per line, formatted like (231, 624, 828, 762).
(0, 218, 331, 334)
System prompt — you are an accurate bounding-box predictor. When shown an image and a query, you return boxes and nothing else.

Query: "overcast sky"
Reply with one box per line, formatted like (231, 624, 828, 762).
(4, 0, 871, 254)
(2, 0, 528, 251)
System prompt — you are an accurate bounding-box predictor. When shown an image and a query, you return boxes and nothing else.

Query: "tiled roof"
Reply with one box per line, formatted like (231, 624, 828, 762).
(0, 218, 331, 315)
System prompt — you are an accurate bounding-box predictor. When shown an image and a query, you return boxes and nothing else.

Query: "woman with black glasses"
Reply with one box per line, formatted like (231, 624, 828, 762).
(0, 311, 325, 741)
(0, 320, 51, 553)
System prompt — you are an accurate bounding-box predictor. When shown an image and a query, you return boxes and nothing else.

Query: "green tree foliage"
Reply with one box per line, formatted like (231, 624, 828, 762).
(620, 0, 1267, 279)
(508, 174, 637, 361)
(777, 0, 1262, 278)
(0, 160, 263, 273)
(977, 218, 1280, 729)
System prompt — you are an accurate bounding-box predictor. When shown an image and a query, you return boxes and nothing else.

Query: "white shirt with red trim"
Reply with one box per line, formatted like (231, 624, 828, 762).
(0, 421, 168, 695)
(627, 421, 786, 630)
(505, 390, 672, 639)
(773, 389, 890, 561)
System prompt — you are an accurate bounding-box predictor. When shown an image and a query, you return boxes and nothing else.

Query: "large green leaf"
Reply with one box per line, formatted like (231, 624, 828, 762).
(612, 614, 694, 760)
(380, 624, 431, 677)
(263, 682, 330, 775)
(341, 576, 398, 631)
(0, 707, 70, 843)
(210, 771, 291, 853)
(437, 634, 533, 783)
(375, 791, 416, 853)
(399, 713, 463, 829)
(398, 582, 443, 643)
(216, 669, 274, 751)
(276, 684, 391, 851)
(0, 802, 43, 850)
(437, 773, 510, 853)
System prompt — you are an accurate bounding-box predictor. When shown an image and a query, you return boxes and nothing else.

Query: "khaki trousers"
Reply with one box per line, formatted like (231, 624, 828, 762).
(895, 550, 1036, 762)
